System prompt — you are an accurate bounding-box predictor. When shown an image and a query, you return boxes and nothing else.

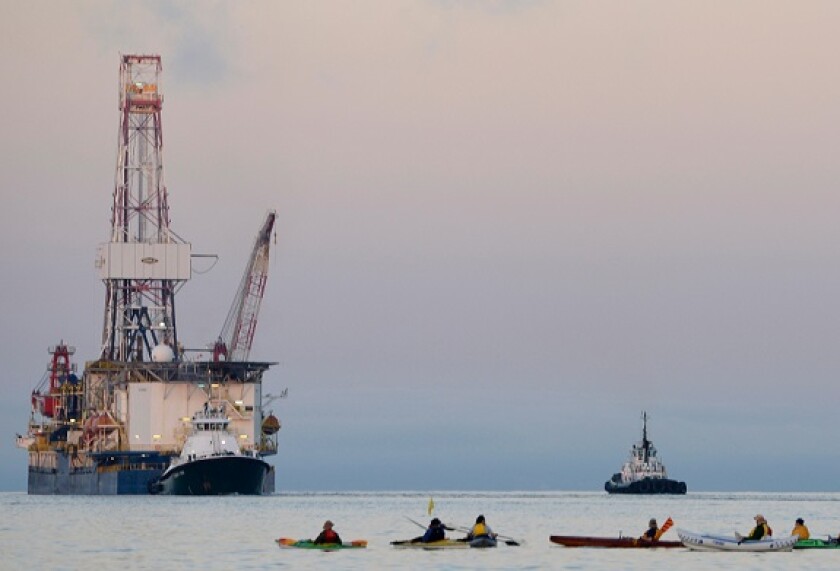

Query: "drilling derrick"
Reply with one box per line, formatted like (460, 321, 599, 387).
(214, 211, 276, 362)
(98, 55, 191, 362)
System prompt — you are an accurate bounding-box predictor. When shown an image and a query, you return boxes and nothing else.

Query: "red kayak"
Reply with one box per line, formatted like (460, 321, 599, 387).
(550, 535, 682, 548)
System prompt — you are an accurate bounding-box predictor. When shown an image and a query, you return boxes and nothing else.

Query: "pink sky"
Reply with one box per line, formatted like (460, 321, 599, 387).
(2, 1, 840, 490)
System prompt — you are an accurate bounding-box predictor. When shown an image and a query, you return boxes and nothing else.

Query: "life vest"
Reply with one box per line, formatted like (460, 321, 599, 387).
(322, 529, 339, 542)
(752, 523, 771, 539)
(473, 523, 487, 536)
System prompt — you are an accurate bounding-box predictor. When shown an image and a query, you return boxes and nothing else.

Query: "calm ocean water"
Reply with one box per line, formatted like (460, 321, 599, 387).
(2, 491, 840, 570)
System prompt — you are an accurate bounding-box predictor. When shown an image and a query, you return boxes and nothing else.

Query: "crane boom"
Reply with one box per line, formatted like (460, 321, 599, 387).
(213, 211, 276, 362)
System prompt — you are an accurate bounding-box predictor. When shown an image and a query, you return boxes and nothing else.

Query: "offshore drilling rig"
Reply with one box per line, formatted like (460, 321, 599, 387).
(18, 54, 281, 495)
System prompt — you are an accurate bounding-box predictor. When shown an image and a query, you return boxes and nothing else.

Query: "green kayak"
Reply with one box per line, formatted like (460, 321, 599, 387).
(276, 538, 367, 550)
(794, 539, 840, 549)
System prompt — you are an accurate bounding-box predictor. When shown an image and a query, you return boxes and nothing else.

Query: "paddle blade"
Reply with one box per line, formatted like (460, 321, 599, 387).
(504, 539, 520, 546)
(655, 517, 674, 539)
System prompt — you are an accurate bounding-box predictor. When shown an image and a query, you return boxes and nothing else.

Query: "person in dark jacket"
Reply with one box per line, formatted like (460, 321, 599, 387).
(639, 518, 659, 542)
(412, 518, 448, 543)
(737, 514, 772, 543)
(313, 520, 342, 545)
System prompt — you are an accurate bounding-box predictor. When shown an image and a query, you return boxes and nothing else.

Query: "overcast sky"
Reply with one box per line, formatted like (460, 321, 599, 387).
(2, 1, 840, 492)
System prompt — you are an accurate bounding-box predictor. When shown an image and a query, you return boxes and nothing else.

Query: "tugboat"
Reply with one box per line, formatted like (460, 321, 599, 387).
(604, 412, 687, 495)
(151, 404, 271, 495)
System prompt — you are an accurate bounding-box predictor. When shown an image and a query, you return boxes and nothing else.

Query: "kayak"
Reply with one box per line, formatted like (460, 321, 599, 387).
(550, 535, 682, 548)
(469, 536, 498, 548)
(677, 529, 798, 552)
(276, 538, 367, 550)
(391, 539, 469, 549)
(795, 538, 840, 549)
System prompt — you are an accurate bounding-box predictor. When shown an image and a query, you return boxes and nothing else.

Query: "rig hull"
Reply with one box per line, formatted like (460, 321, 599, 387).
(27, 451, 168, 495)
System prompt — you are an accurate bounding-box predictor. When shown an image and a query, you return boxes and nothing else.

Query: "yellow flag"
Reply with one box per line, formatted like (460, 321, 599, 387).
(428, 497, 435, 516)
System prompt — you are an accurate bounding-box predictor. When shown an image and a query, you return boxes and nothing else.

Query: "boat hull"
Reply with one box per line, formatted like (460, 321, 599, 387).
(156, 455, 270, 495)
(276, 538, 367, 550)
(795, 539, 840, 549)
(605, 477, 686, 495)
(391, 539, 469, 549)
(469, 536, 498, 548)
(677, 529, 798, 552)
(550, 535, 682, 548)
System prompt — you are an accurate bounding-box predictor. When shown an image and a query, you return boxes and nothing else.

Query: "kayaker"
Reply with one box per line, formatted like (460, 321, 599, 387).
(639, 518, 659, 542)
(412, 518, 448, 543)
(313, 520, 342, 545)
(466, 514, 498, 541)
(791, 518, 810, 540)
(737, 514, 772, 543)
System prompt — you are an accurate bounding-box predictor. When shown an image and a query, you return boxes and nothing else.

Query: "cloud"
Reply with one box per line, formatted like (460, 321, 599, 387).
(79, 1, 237, 88)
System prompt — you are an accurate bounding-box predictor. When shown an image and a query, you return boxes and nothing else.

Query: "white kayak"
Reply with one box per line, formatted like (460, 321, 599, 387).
(677, 529, 798, 552)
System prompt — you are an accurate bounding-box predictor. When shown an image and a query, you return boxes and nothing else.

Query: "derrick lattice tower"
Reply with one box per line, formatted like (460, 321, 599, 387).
(98, 55, 191, 362)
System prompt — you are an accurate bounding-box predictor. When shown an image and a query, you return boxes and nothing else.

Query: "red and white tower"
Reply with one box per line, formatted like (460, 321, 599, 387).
(97, 55, 191, 362)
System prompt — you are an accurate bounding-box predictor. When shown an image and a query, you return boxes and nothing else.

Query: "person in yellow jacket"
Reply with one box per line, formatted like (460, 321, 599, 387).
(465, 515, 498, 541)
(791, 518, 810, 540)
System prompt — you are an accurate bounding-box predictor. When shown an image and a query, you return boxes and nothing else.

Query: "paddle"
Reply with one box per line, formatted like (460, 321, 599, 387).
(495, 534, 522, 547)
(654, 517, 674, 540)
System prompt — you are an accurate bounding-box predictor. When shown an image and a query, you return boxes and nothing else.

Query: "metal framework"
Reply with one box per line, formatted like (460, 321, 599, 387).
(214, 211, 276, 362)
(99, 55, 190, 362)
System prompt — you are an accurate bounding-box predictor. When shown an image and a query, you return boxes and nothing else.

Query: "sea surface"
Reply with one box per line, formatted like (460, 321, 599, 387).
(2, 491, 840, 570)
